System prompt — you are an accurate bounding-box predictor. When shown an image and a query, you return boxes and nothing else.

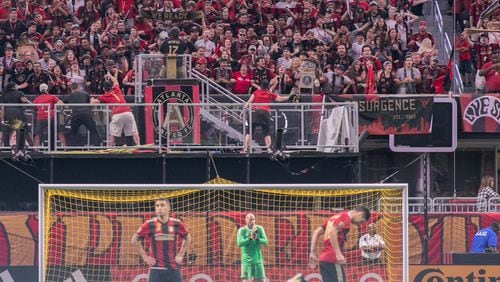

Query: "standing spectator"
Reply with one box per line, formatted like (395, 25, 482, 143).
(21, 62, 50, 94)
(38, 49, 56, 71)
(408, 21, 434, 53)
(91, 73, 140, 146)
(195, 29, 216, 58)
(0, 62, 7, 92)
(10, 62, 31, 94)
(76, 0, 100, 31)
(477, 176, 499, 212)
(48, 65, 69, 95)
(0, 82, 31, 147)
(478, 49, 500, 94)
(455, 33, 472, 87)
(231, 64, 256, 95)
(86, 59, 106, 94)
(270, 65, 292, 94)
(66, 62, 86, 90)
(377, 61, 396, 94)
(327, 64, 354, 95)
(359, 223, 386, 264)
(0, 44, 16, 74)
(212, 58, 233, 90)
(241, 80, 290, 153)
(63, 83, 101, 146)
(33, 83, 65, 148)
(331, 44, 354, 71)
(1, 8, 26, 47)
(421, 57, 444, 94)
(395, 54, 421, 94)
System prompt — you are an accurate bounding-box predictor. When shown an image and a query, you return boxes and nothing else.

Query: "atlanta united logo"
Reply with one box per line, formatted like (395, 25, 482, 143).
(153, 90, 194, 139)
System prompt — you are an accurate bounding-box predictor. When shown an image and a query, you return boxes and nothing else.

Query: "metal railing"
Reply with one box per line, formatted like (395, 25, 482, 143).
(52, 103, 163, 152)
(165, 102, 359, 153)
(134, 54, 193, 102)
(0, 103, 52, 151)
(433, 0, 463, 94)
(379, 197, 500, 213)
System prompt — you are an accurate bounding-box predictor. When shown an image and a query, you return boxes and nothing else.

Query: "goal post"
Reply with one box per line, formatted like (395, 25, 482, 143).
(39, 183, 408, 282)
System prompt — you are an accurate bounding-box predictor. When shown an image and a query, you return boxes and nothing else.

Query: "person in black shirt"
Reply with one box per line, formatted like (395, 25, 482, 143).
(1, 8, 26, 47)
(1, 82, 32, 147)
(160, 27, 189, 78)
(10, 61, 32, 94)
(62, 83, 101, 146)
(20, 62, 51, 95)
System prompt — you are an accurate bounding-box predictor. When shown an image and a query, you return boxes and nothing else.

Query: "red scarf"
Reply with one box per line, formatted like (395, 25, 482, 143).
(365, 65, 375, 94)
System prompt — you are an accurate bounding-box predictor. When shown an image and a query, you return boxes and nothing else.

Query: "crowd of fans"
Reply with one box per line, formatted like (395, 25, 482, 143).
(451, 0, 500, 93)
(0, 0, 453, 99)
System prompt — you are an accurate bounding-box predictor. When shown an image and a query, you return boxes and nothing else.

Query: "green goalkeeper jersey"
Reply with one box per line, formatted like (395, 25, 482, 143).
(237, 225, 268, 263)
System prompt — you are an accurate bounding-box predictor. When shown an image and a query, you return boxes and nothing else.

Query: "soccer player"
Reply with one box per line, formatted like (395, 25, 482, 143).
(470, 222, 499, 253)
(237, 213, 268, 282)
(131, 198, 191, 282)
(309, 206, 371, 281)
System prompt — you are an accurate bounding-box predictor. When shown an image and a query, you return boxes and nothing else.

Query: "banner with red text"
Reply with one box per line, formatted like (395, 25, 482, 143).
(460, 94, 500, 133)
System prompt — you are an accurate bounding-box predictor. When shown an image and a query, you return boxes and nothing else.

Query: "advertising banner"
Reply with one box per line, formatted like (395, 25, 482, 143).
(460, 94, 500, 133)
(1, 212, 499, 267)
(410, 265, 500, 281)
(332, 95, 434, 135)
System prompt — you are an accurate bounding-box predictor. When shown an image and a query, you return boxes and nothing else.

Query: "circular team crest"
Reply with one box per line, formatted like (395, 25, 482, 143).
(153, 90, 194, 139)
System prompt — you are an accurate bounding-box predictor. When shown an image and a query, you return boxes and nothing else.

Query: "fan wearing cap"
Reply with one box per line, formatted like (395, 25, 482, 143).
(241, 79, 292, 154)
(478, 49, 500, 94)
(0, 44, 17, 74)
(194, 57, 212, 77)
(408, 20, 434, 52)
(90, 73, 140, 146)
(160, 27, 188, 55)
(238, 45, 258, 67)
(32, 83, 66, 148)
(326, 64, 354, 95)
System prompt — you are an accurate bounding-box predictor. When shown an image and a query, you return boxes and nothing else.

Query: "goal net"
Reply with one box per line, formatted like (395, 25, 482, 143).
(39, 182, 408, 282)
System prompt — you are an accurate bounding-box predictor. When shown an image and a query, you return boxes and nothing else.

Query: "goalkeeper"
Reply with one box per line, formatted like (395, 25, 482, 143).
(237, 213, 268, 282)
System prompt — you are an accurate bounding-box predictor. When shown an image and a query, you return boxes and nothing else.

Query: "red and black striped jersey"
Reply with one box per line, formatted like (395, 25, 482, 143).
(136, 217, 189, 269)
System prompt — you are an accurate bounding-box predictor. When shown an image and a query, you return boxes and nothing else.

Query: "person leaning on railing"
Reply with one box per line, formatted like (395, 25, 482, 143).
(90, 73, 140, 147)
(240, 79, 292, 154)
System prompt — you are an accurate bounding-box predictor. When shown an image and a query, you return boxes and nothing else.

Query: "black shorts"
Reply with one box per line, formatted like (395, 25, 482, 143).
(247, 109, 271, 136)
(35, 120, 52, 135)
(320, 261, 346, 282)
(459, 60, 472, 74)
(149, 268, 182, 282)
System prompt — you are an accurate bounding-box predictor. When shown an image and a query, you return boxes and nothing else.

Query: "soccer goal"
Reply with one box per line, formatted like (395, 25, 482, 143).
(39, 183, 408, 282)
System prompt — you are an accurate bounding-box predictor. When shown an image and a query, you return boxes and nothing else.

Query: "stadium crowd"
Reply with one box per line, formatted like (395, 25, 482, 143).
(0, 0, 454, 99)
(451, 0, 500, 93)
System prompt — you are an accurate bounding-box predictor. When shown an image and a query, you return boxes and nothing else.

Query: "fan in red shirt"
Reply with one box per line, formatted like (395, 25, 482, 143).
(91, 74, 140, 146)
(240, 79, 290, 153)
(33, 83, 65, 148)
(309, 206, 371, 282)
(478, 49, 500, 94)
(132, 198, 191, 282)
